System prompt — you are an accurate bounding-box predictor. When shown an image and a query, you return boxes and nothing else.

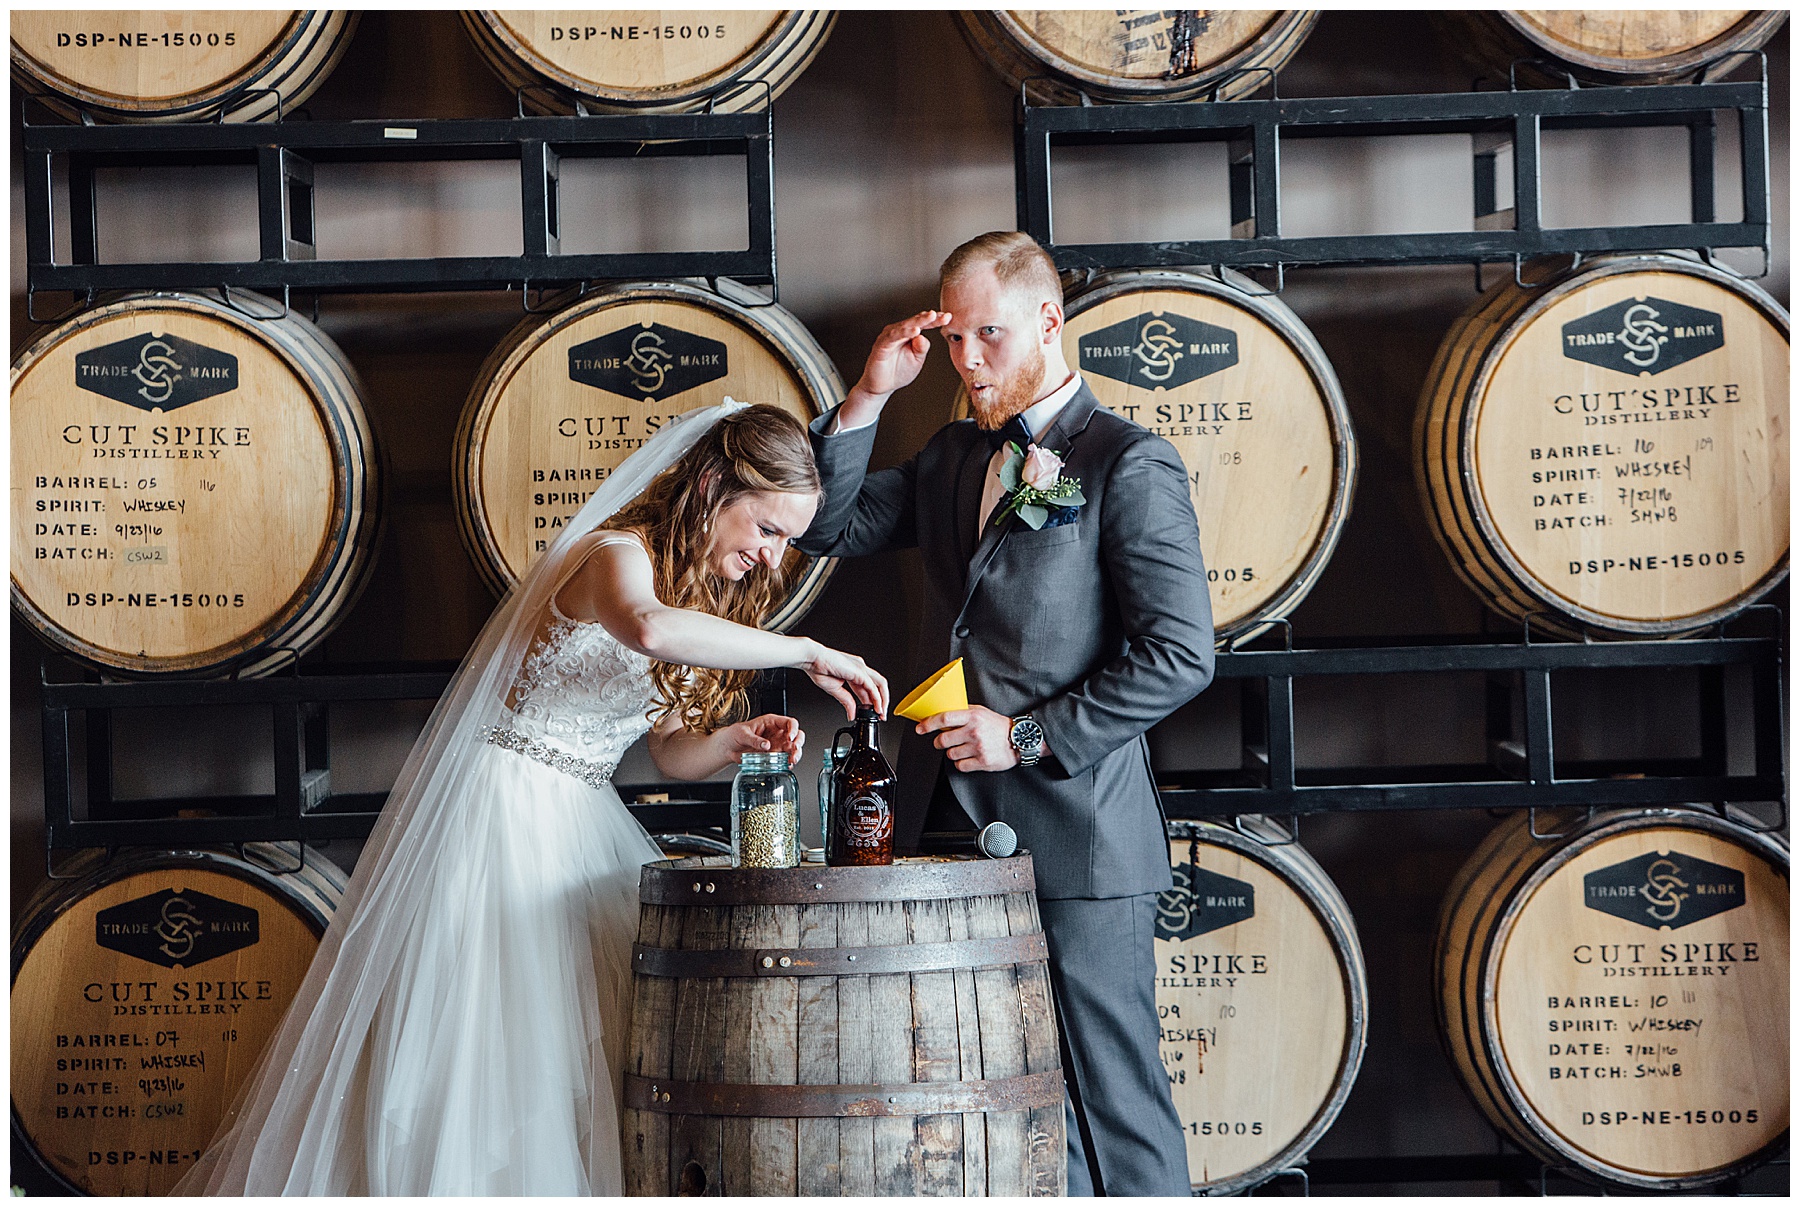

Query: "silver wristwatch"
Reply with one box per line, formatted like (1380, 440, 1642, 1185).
(1009, 715, 1045, 768)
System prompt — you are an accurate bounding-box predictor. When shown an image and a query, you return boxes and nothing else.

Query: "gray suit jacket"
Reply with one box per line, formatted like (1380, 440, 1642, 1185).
(798, 384, 1215, 899)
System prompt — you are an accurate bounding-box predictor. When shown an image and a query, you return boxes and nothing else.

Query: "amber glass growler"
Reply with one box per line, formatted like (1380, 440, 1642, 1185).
(826, 707, 896, 866)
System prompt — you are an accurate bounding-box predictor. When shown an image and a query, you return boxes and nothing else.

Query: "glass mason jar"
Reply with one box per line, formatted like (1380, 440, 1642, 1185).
(732, 751, 800, 869)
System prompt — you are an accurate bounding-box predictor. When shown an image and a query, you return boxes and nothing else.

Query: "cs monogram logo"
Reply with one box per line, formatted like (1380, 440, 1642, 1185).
(75, 332, 239, 412)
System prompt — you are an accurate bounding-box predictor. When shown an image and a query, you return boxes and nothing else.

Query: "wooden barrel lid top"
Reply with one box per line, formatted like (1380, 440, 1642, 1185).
(10, 848, 341, 1196)
(994, 10, 1288, 81)
(471, 10, 793, 99)
(1062, 271, 1355, 639)
(454, 283, 842, 628)
(1157, 822, 1365, 1193)
(1487, 816, 1788, 1182)
(1501, 10, 1781, 70)
(10, 10, 303, 106)
(12, 296, 369, 673)
(1462, 260, 1787, 630)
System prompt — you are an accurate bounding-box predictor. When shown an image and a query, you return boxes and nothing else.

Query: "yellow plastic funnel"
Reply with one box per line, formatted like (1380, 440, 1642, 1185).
(896, 658, 968, 722)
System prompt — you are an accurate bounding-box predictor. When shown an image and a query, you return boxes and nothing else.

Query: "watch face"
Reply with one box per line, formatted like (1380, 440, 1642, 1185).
(1012, 717, 1044, 751)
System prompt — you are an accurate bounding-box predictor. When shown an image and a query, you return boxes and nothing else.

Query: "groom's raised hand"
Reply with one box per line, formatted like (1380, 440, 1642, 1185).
(918, 705, 1049, 773)
(839, 309, 952, 429)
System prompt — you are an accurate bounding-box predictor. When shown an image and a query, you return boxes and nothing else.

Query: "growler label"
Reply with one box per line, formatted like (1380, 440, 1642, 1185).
(1583, 850, 1746, 930)
(95, 887, 260, 968)
(75, 332, 239, 412)
(1078, 311, 1238, 390)
(567, 322, 729, 402)
(1156, 861, 1256, 940)
(1561, 297, 1724, 376)
(843, 792, 893, 847)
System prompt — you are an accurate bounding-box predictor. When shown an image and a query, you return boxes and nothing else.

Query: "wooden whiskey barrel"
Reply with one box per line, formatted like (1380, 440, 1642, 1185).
(623, 855, 1065, 1196)
(1435, 11, 1788, 88)
(955, 10, 1318, 105)
(11, 11, 357, 123)
(1435, 808, 1788, 1190)
(461, 11, 836, 114)
(453, 280, 840, 631)
(1415, 253, 1787, 639)
(1061, 268, 1356, 644)
(1157, 819, 1367, 1194)
(11, 291, 384, 678)
(11, 844, 346, 1196)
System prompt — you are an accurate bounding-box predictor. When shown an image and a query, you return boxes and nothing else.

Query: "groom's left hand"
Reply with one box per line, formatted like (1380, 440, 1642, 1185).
(919, 706, 1048, 772)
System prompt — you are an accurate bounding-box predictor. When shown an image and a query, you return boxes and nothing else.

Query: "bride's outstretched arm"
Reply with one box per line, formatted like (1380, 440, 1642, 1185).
(646, 711, 806, 781)
(555, 535, 890, 719)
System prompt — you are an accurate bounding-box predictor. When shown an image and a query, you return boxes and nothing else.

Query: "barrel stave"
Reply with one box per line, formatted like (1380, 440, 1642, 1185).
(795, 902, 845, 1196)
(911, 897, 969, 1194)
(832, 899, 880, 1196)
(624, 903, 676, 1195)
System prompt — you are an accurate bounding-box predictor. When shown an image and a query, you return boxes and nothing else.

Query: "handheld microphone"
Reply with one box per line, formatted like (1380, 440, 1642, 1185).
(919, 821, 1019, 859)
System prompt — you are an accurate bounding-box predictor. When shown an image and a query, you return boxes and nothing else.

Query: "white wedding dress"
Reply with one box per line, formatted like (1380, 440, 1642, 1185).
(177, 402, 749, 1197)
(174, 539, 666, 1195)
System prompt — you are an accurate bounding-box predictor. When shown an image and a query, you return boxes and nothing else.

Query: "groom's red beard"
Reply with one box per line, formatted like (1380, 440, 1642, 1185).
(968, 342, 1048, 431)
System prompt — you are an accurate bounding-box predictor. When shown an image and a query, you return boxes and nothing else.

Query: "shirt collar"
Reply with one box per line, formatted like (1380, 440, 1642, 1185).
(1016, 371, 1083, 442)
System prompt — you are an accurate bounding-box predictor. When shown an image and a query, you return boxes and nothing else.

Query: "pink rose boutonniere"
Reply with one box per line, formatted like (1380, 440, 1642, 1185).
(992, 441, 1087, 530)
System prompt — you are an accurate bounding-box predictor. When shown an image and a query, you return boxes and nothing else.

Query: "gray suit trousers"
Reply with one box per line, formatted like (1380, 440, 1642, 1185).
(1040, 894, 1191, 1197)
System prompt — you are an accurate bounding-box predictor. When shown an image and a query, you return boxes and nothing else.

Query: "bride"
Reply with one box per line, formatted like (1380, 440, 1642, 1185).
(174, 401, 888, 1195)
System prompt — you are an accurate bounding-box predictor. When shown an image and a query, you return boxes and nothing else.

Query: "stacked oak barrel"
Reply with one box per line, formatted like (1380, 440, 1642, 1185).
(11, 846, 346, 1195)
(1414, 253, 1787, 639)
(452, 279, 843, 628)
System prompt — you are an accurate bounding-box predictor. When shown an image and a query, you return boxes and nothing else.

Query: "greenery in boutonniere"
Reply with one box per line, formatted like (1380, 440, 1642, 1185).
(992, 441, 1086, 530)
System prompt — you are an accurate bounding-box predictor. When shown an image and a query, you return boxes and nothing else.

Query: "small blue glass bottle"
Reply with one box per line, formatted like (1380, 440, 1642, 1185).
(816, 745, 837, 853)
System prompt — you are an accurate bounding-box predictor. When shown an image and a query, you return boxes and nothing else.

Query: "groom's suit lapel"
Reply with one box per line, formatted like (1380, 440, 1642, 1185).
(959, 384, 1101, 610)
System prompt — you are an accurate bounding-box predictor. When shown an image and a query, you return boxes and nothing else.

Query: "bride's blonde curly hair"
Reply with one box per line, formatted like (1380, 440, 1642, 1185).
(602, 404, 821, 733)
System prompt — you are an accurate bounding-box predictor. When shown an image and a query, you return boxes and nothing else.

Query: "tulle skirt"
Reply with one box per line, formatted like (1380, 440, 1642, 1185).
(173, 743, 664, 1195)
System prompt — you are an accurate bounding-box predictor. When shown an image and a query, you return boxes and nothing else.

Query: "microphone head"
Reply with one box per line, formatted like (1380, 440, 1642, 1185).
(977, 821, 1019, 859)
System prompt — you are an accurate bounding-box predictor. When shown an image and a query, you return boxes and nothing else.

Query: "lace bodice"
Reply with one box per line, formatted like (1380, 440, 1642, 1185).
(501, 602, 657, 778)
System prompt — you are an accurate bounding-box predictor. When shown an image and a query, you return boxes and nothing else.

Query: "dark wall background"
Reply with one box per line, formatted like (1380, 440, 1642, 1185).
(10, 10, 1788, 1195)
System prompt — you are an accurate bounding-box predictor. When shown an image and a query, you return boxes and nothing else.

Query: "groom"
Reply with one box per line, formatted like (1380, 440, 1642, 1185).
(798, 231, 1213, 1195)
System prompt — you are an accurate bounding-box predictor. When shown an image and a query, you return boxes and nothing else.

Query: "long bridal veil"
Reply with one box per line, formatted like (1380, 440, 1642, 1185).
(175, 400, 746, 1194)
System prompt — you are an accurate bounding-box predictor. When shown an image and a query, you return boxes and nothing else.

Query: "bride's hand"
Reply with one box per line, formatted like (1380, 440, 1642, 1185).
(799, 642, 890, 719)
(716, 714, 806, 762)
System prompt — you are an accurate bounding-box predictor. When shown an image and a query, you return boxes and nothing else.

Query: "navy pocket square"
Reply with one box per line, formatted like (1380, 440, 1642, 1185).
(1043, 506, 1081, 529)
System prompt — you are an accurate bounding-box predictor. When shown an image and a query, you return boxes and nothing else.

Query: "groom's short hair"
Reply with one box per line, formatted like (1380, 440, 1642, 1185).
(940, 231, 1063, 308)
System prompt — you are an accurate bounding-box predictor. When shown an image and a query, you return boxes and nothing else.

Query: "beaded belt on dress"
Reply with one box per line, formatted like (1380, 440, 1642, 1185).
(481, 725, 615, 789)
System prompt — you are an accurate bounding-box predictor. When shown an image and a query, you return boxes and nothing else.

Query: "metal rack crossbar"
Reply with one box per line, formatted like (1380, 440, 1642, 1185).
(36, 659, 781, 853)
(1158, 633, 1785, 821)
(22, 109, 776, 300)
(1015, 79, 1770, 274)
